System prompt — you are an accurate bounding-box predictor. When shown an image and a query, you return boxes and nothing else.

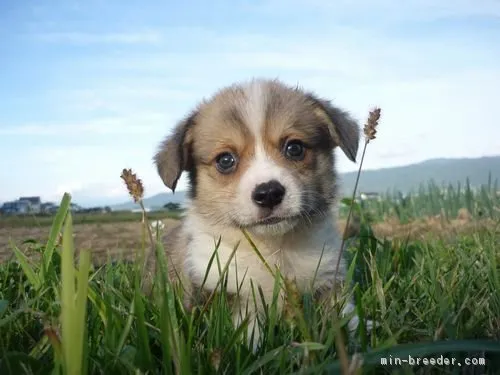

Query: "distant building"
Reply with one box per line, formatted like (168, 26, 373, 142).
(0, 196, 80, 215)
(0, 196, 42, 215)
(19, 196, 42, 213)
(41, 202, 59, 214)
(1, 200, 30, 214)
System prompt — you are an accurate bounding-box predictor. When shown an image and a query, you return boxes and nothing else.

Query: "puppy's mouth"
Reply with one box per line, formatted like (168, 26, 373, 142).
(245, 214, 300, 227)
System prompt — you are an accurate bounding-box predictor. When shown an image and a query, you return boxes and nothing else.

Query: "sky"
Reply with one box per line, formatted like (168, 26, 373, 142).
(1, 0, 499, 207)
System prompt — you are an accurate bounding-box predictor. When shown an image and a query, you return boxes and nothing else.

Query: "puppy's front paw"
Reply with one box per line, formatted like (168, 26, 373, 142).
(233, 309, 262, 354)
(342, 301, 377, 336)
(364, 318, 378, 332)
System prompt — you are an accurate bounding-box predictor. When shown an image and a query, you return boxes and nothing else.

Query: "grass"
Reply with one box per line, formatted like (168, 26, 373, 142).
(342, 176, 500, 224)
(0, 183, 499, 374)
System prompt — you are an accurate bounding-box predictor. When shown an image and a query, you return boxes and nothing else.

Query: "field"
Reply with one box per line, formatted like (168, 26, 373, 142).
(0, 179, 499, 374)
(0, 211, 181, 264)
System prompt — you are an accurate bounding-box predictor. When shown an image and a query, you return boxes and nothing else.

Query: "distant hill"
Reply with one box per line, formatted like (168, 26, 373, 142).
(110, 156, 500, 211)
(110, 190, 188, 211)
(339, 156, 500, 195)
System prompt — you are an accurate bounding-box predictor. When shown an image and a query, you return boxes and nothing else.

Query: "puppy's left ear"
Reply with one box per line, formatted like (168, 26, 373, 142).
(154, 111, 197, 192)
(307, 95, 360, 162)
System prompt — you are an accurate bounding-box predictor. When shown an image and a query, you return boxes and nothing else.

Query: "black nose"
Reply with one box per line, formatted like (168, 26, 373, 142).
(251, 180, 286, 209)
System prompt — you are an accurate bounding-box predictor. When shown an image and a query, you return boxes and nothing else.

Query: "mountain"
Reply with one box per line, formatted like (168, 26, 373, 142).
(110, 155, 500, 210)
(338, 155, 500, 195)
(110, 190, 188, 211)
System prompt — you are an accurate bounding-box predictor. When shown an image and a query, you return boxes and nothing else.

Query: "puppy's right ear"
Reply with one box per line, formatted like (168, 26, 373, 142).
(154, 111, 197, 192)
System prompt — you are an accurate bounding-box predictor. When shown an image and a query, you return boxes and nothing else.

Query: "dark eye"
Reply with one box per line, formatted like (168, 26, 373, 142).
(215, 152, 237, 173)
(284, 140, 306, 161)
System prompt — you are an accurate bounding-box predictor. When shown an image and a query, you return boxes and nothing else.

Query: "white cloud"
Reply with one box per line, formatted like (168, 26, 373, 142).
(5, 141, 165, 205)
(48, 86, 196, 113)
(252, 0, 500, 20)
(35, 31, 163, 44)
(330, 68, 500, 172)
(47, 170, 169, 207)
(222, 51, 372, 76)
(55, 181, 85, 197)
(64, 24, 498, 92)
(0, 113, 172, 136)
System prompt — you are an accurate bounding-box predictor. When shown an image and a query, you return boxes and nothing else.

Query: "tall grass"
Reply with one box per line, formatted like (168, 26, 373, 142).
(1, 183, 499, 374)
(341, 176, 500, 224)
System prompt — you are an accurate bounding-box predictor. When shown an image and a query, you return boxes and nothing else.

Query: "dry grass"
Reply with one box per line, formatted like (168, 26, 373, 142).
(0, 218, 179, 264)
(369, 216, 498, 240)
(1, 214, 496, 265)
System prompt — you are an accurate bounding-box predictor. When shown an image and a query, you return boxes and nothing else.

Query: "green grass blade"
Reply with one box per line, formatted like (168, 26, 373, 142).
(60, 211, 88, 375)
(11, 243, 41, 290)
(43, 193, 71, 283)
(74, 249, 91, 375)
(241, 346, 286, 375)
(133, 275, 153, 370)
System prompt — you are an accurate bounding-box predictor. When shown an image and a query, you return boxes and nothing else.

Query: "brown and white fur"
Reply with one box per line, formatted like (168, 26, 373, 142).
(150, 78, 368, 350)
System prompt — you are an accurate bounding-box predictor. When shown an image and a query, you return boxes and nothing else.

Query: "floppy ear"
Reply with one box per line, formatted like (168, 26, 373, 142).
(153, 111, 197, 192)
(307, 95, 360, 162)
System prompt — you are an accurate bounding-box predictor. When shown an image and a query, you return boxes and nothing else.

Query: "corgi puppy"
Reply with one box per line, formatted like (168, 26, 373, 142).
(150, 78, 367, 350)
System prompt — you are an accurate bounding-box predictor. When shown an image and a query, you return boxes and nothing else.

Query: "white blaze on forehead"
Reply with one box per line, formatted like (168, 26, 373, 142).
(242, 80, 268, 139)
(236, 80, 302, 221)
(242, 145, 283, 189)
(241, 80, 276, 183)
(240, 80, 280, 187)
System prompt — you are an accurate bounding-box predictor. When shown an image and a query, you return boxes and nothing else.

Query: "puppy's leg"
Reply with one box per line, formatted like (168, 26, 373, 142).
(232, 303, 261, 353)
(231, 285, 268, 353)
(316, 283, 375, 337)
(232, 285, 285, 353)
(341, 299, 375, 334)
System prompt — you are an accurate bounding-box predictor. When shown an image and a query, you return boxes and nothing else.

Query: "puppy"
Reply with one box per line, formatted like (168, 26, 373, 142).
(150, 78, 365, 350)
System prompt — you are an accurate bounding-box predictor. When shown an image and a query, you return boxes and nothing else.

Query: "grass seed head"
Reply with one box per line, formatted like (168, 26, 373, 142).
(209, 348, 222, 371)
(363, 107, 381, 142)
(283, 277, 301, 323)
(120, 168, 145, 203)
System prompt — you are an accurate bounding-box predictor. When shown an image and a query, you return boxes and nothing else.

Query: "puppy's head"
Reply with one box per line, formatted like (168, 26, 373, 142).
(154, 79, 359, 236)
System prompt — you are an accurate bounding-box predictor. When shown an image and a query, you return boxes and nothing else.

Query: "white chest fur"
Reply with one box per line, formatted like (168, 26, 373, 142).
(183, 212, 344, 302)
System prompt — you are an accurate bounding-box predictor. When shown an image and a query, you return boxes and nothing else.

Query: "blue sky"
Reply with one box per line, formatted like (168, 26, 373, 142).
(1, 0, 499, 206)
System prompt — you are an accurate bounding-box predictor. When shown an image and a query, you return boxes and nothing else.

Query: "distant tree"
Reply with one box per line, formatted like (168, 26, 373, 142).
(104, 206, 112, 213)
(164, 202, 181, 211)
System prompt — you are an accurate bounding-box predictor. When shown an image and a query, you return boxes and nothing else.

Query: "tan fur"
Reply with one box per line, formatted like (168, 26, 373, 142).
(149, 78, 366, 350)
